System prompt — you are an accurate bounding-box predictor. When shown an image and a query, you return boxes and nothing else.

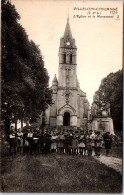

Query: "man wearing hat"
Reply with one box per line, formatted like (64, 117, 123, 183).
(65, 133, 72, 154)
(103, 131, 112, 156)
(43, 130, 52, 153)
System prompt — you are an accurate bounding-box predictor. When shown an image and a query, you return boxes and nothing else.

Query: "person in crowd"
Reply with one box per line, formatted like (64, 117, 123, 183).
(94, 131, 103, 157)
(51, 132, 58, 153)
(57, 131, 65, 154)
(27, 128, 34, 154)
(85, 130, 93, 156)
(1, 130, 5, 141)
(36, 129, 44, 153)
(23, 128, 30, 153)
(103, 131, 112, 156)
(91, 131, 95, 156)
(35, 126, 39, 132)
(63, 133, 66, 154)
(43, 130, 52, 154)
(17, 128, 23, 154)
(64, 133, 72, 154)
(71, 134, 78, 155)
(33, 128, 40, 154)
(78, 133, 86, 155)
(7, 126, 17, 155)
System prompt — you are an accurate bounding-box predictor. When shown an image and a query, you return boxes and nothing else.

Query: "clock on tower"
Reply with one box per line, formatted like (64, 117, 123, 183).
(66, 41, 70, 46)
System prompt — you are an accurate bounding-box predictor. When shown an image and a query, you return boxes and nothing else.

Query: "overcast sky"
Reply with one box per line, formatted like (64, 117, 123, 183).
(11, 0, 123, 105)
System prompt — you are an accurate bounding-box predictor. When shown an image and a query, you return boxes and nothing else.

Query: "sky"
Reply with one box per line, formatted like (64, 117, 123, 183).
(11, 0, 123, 105)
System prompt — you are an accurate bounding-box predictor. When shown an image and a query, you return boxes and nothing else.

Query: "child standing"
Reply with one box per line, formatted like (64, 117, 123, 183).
(78, 134, 86, 155)
(71, 135, 78, 155)
(17, 128, 23, 154)
(94, 131, 103, 157)
(51, 132, 58, 153)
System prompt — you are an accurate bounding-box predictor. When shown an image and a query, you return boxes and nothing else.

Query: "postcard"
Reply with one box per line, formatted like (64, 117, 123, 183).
(1, 0, 123, 193)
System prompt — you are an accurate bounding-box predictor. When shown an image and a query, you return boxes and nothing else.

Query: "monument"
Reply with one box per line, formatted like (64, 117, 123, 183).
(91, 98, 114, 134)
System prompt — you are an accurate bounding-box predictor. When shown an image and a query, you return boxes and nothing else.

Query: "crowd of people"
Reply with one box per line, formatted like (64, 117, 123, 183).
(6, 125, 113, 157)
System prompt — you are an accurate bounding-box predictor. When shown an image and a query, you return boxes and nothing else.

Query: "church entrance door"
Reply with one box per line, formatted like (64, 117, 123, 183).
(63, 112, 70, 126)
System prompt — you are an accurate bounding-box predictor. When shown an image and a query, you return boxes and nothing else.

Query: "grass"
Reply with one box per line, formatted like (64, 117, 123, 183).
(1, 147, 122, 193)
(101, 147, 122, 159)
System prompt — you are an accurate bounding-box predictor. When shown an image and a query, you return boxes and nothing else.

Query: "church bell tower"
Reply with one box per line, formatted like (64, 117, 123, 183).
(56, 17, 80, 129)
(47, 16, 89, 132)
(58, 17, 77, 88)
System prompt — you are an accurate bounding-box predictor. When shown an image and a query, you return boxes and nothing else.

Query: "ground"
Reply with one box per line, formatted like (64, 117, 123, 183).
(94, 155, 122, 174)
(1, 141, 122, 193)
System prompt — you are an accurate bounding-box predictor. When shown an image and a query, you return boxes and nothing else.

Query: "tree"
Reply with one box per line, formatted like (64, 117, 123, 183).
(92, 69, 123, 132)
(2, 0, 52, 132)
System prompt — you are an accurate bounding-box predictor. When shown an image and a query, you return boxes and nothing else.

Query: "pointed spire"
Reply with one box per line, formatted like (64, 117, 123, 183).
(67, 15, 69, 23)
(67, 8, 69, 23)
(53, 74, 58, 82)
(63, 15, 72, 40)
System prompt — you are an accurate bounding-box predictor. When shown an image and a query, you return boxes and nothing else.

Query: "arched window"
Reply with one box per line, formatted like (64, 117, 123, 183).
(70, 54, 72, 64)
(64, 54, 66, 63)
(63, 112, 70, 126)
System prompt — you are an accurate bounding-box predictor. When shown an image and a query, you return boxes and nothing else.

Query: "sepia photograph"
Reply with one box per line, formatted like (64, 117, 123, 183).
(1, 0, 123, 193)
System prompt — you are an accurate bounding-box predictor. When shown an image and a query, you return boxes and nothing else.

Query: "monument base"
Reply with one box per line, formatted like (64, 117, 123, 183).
(91, 117, 114, 135)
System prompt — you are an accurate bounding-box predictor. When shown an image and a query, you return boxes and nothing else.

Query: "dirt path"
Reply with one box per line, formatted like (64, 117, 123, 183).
(94, 155, 122, 174)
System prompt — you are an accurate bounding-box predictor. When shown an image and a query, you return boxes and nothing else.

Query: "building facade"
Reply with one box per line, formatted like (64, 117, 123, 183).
(44, 18, 89, 133)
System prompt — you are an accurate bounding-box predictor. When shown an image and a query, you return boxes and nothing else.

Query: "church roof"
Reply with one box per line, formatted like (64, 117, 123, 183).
(80, 89, 86, 97)
(63, 17, 73, 41)
(76, 77, 80, 88)
(52, 74, 58, 82)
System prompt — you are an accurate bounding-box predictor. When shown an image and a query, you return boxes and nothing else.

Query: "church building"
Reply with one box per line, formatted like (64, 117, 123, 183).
(43, 17, 90, 133)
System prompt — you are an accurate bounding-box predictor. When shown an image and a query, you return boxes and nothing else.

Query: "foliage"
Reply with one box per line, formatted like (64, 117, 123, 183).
(93, 69, 123, 132)
(2, 0, 52, 131)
